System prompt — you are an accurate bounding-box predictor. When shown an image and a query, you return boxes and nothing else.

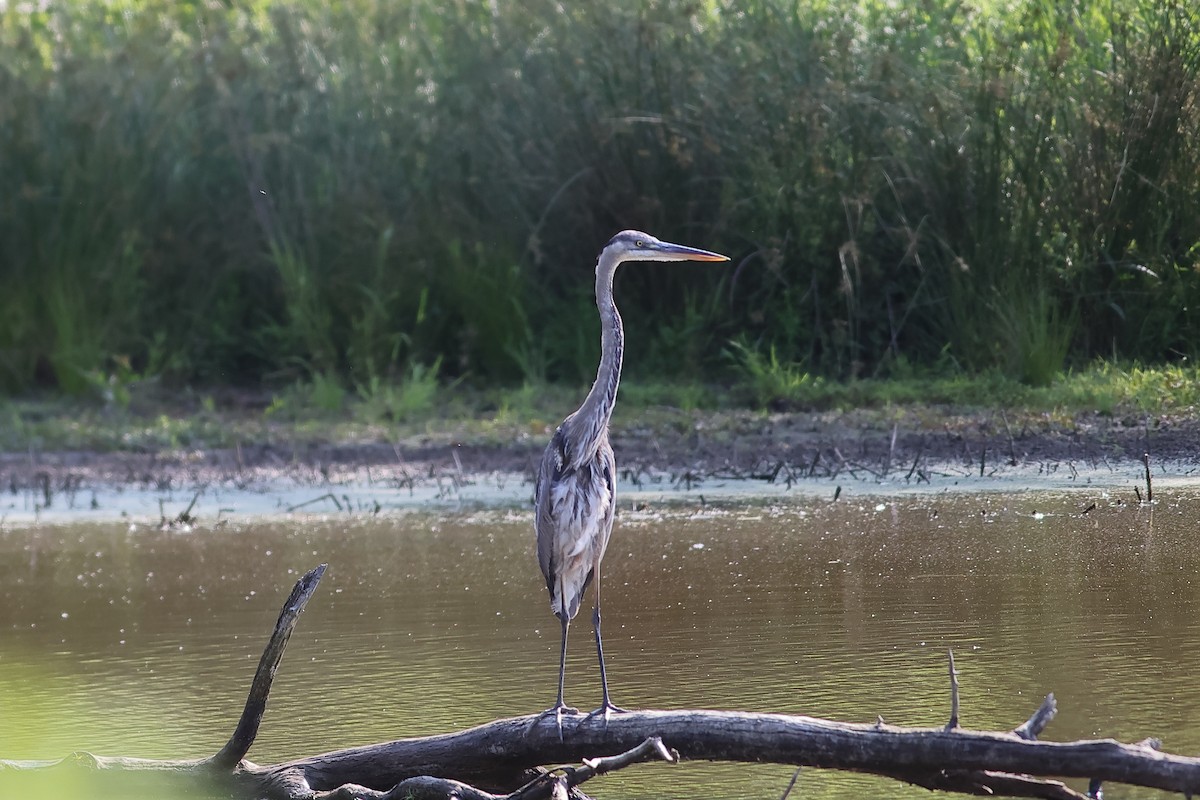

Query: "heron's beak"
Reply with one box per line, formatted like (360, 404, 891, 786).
(657, 242, 730, 262)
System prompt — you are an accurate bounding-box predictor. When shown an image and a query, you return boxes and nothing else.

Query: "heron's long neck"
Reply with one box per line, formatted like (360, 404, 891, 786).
(569, 253, 624, 464)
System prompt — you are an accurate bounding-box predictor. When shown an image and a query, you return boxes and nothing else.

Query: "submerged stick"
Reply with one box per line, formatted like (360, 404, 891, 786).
(1001, 410, 1018, 466)
(906, 437, 925, 482)
(208, 563, 328, 770)
(1141, 453, 1153, 503)
(287, 493, 343, 513)
(779, 766, 802, 800)
(884, 423, 898, 477)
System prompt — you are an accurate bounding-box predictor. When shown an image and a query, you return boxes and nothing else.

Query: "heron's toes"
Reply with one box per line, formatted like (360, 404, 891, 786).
(540, 703, 580, 742)
(586, 701, 629, 723)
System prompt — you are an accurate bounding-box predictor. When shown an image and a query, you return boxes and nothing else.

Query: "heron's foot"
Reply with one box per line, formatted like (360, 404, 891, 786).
(540, 703, 580, 742)
(541, 702, 580, 717)
(586, 700, 629, 729)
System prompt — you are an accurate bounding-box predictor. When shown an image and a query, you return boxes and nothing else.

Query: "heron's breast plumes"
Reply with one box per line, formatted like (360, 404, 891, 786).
(547, 465, 612, 620)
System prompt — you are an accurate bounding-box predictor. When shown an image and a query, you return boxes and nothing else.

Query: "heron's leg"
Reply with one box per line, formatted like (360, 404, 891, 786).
(589, 563, 627, 719)
(540, 613, 578, 742)
(556, 613, 570, 708)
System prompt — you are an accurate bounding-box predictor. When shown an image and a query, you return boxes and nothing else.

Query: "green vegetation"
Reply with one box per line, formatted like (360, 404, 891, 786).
(1, 0, 1198, 401)
(3, 363, 1198, 454)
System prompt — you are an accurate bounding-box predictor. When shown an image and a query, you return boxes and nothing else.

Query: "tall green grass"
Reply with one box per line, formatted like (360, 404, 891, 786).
(1, 0, 1197, 396)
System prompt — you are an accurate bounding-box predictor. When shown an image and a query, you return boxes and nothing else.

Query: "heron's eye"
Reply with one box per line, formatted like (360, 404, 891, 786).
(635, 240, 646, 248)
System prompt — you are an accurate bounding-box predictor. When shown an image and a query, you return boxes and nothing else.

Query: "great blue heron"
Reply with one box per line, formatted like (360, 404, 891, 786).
(535, 230, 729, 737)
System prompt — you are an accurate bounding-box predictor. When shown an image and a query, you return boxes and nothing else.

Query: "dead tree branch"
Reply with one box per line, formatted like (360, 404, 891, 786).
(210, 563, 327, 770)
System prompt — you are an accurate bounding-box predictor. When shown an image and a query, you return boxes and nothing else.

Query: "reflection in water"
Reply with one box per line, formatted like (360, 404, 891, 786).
(1, 492, 1197, 798)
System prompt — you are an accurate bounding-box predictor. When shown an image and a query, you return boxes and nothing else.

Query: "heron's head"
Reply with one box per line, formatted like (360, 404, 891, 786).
(602, 230, 729, 267)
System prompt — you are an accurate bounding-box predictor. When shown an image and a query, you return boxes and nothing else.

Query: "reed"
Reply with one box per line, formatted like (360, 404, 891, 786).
(0, 0, 1196, 398)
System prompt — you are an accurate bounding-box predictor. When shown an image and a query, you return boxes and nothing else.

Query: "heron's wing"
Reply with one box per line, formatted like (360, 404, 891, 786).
(534, 427, 566, 590)
(597, 440, 618, 560)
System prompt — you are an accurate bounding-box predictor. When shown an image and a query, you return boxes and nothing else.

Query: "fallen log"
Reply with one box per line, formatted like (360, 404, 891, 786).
(3, 564, 1199, 800)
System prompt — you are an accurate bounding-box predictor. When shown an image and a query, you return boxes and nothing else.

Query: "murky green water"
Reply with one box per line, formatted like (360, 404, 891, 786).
(2, 491, 1198, 798)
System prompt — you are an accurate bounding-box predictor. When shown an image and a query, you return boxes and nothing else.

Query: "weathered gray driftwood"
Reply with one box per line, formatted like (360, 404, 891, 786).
(3, 564, 1199, 800)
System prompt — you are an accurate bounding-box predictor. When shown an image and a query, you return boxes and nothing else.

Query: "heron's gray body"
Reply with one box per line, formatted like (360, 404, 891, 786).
(532, 230, 727, 733)
(535, 427, 615, 621)
(535, 264, 623, 623)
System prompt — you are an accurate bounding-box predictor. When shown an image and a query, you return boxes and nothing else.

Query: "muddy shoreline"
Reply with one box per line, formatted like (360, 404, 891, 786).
(1, 407, 1194, 524)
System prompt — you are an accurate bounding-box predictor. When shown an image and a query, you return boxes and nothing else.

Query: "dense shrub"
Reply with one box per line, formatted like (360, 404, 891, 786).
(1, 0, 1197, 393)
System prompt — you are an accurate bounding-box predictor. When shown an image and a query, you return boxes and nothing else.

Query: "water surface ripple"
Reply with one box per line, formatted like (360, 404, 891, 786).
(1, 492, 1197, 798)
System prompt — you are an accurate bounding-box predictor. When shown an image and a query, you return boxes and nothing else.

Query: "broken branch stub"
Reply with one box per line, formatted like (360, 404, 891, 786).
(208, 563, 328, 771)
